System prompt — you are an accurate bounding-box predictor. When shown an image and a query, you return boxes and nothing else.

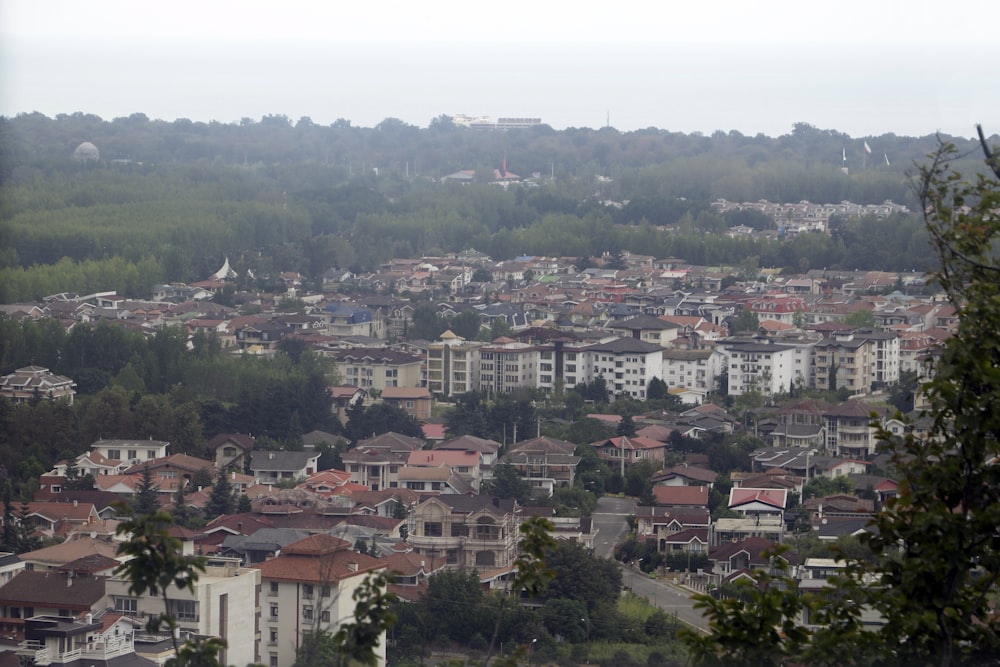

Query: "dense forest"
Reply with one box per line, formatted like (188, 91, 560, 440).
(1, 113, 994, 302)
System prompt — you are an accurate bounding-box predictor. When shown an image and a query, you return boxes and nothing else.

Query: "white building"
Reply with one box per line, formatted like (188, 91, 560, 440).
(105, 557, 261, 667)
(718, 341, 801, 396)
(661, 348, 722, 395)
(583, 338, 664, 400)
(253, 534, 388, 667)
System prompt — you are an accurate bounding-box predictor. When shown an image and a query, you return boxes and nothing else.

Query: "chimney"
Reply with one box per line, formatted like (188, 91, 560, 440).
(73, 499, 79, 507)
(85, 613, 93, 625)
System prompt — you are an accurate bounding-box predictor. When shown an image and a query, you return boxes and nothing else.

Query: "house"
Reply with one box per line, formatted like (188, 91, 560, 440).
(591, 436, 670, 469)
(380, 387, 432, 421)
(634, 505, 711, 551)
(431, 435, 502, 468)
(18, 537, 122, 573)
(408, 495, 520, 570)
(728, 488, 788, 517)
(0, 570, 108, 641)
(707, 537, 790, 586)
(90, 440, 170, 468)
(0, 552, 25, 587)
(503, 436, 581, 495)
(205, 433, 255, 471)
(252, 534, 388, 667)
(342, 432, 425, 492)
(105, 556, 260, 667)
(329, 386, 367, 425)
(25, 502, 101, 539)
(651, 486, 710, 508)
(384, 551, 447, 599)
(0, 366, 77, 404)
(250, 450, 321, 485)
(15, 614, 155, 667)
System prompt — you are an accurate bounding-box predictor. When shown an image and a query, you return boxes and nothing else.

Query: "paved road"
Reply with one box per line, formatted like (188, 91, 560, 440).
(591, 496, 635, 559)
(590, 496, 709, 632)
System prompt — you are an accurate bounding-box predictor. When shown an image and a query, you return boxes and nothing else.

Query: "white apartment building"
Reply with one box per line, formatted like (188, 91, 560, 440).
(254, 534, 387, 667)
(426, 331, 483, 397)
(718, 341, 801, 396)
(661, 348, 721, 394)
(105, 556, 261, 667)
(583, 338, 664, 400)
(477, 338, 538, 394)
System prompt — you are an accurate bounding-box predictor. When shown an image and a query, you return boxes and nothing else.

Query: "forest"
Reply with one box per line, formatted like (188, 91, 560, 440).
(1, 113, 993, 302)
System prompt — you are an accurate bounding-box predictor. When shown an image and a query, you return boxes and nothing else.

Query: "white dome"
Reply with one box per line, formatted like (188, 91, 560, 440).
(72, 142, 100, 162)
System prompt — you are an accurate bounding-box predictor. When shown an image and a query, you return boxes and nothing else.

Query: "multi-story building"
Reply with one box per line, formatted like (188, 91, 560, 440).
(342, 432, 425, 492)
(661, 348, 721, 395)
(327, 347, 423, 392)
(426, 331, 483, 397)
(408, 496, 520, 570)
(0, 366, 77, 404)
(812, 329, 900, 393)
(717, 341, 801, 396)
(253, 534, 387, 667)
(824, 401, 886, 458)
(106, 556, 261, 667)
(583, 338, 664, 400)
(477, 338, 538, 395)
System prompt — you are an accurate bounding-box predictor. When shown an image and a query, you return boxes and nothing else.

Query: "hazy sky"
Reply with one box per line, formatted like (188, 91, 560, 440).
(2, 0, 997, 138)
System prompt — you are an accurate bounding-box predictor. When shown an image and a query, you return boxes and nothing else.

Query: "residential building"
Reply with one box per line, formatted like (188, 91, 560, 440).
(408, 496, 520, 570)
(106, 556, 261, 667)
(477, 337, 538, 395)
(503, 437, 581, 495)
(717, 340, 801, 396)
(380, 387, 432, 421)
(661, 348, 721, 395)
(90, 440, 170, 468)
(583, 337, 664, 400)
(253, 534, 388, 667)
(812, 329, 900, 393)
(250, 450, 321, 485)
(591, 436, 671, 470)
(0, 366, 77, 404)
(16, 614, 153, 667)
(0, 570, 108, 641)
(342, 432, 425, 492)
(205, 433, 255, 471)
(824, 401, 885, 458)
(327, 348, 423, 392)
(426, 331, 483, 397)
(605, 315, 683, 348)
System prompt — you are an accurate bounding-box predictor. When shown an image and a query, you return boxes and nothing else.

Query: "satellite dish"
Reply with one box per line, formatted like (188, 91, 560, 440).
(90, 531, 97, 539)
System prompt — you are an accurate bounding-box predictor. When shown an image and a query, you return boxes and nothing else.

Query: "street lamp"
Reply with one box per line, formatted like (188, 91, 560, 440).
(528, 638, 537, 666)
(580, 617, 590, 664)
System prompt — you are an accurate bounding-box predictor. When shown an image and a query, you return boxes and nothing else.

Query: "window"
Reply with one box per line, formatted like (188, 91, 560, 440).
(302, 583, 314, 599)
(115, 597, 138, 616)
(302, 606, 313, 621)
(321, 610, 331, 623)
(269, 581, 279, 596)
(270, 654, 278, 667)
(127, 449, 137, 461)
(270, 604, 279, 619)
(424, 521, 442, 537)
(171, 600, 198, 622)
(108, 449, 121, 460)
(321, 585, 331, 598)
(268, 630, 278, 645)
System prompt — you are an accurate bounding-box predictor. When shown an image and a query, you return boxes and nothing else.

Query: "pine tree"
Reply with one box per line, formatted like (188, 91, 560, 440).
(132, 463, 160, 516)
(205, 468, 235, 520)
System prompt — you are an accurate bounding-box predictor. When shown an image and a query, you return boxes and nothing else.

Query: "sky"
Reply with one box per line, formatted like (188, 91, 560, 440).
(2, 0, 998, 139)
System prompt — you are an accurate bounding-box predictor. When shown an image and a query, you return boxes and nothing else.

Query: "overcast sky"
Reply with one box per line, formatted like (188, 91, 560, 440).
(2, 0, 997, 138)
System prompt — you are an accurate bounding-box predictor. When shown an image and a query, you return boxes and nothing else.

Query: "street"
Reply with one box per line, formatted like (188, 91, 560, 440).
(591, 496, 709, 632)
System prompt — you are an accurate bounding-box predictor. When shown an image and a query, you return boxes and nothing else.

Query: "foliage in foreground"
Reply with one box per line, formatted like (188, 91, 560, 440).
(681, 131, 1000, 667)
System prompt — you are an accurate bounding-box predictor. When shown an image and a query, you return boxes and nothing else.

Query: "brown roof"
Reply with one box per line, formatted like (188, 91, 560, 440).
(252, 535, 385, 584)
(0, 570, 106, 609)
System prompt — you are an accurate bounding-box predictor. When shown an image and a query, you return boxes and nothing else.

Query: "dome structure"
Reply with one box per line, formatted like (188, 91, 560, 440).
(72, 141, 100, 162)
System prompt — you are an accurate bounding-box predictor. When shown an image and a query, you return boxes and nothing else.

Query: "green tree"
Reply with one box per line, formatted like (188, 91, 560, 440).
(844, 308, 876, 329)
(842, 132, 1000, 666)
(484, 463, 534, 505)
(132, 463, 161, 516)
(204, 468, 235, 520)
